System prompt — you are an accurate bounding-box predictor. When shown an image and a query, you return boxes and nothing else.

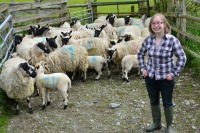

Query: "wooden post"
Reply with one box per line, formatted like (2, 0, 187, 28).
(60, 0, 68, 18)
(92, 1, 97, 20)
(35, 0, 41, 24)
(117, 4, 119, 17)
(180, 0, 186, 42)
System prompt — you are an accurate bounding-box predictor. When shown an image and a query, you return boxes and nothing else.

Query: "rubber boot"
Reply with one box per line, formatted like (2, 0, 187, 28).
(145, 105, 162, 132)
(164, 106, 175, 133)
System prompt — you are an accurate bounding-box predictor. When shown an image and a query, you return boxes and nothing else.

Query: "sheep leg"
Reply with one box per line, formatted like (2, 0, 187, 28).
(71, 71, 77, 80)
(95, 70, 102, 80)
(41, 89, 46, 110)
(82, 71, 87, 82)
(26, 97, 33, 114)
(124, 70, 129, 82)
(46, 90, 51, 105)
(62, 92, 68, 110)
(15, 101, 20, 115)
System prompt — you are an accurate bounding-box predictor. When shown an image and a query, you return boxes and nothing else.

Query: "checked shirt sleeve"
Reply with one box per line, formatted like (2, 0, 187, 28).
(172, 37, 187, 76)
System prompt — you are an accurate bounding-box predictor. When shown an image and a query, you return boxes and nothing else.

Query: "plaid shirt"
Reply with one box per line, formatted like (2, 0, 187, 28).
(137, 34, 187, 80)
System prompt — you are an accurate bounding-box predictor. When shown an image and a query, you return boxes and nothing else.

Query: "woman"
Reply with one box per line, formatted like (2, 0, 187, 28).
(137, 13, 186, 133)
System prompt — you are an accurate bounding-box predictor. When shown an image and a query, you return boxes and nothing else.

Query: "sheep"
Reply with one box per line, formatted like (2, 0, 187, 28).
(60, 35, 109, 58)
(87, 56, 110, 80)
(62, 29, 94, 40)
(59, 21, 71, 28)
(70, 20, 87, 31)
(116, 25, 142, 40)
(107, 37, 145, 67)
(29, 24, 50, 36)
(144, 17, 151, 27)
(16, 41, 50, 66)
(113, 16, 132, 27)
(33, 36, 60, 52)
(141, 27, 150, 38)
(0, 57, 37, 114)
(35, 61, 71, 110)
(94, 13, 115, 23)
(121, 54, 148, 82)
(42, 45, 88, 81)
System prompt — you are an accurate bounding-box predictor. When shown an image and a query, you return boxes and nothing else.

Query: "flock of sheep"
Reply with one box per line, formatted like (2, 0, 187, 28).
(0, 13, 151, 115)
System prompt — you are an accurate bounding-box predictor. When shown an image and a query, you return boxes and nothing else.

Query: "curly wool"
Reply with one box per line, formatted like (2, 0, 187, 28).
(0, 57, 35, 100)
(43, 45, 88, 74)
(111, 37, 145, 66)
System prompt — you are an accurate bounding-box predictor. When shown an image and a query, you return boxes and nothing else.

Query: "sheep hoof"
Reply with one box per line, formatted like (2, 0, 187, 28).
(41, 105, 46, 110)
(122, 78, 126, 81)
(125, 79, 129, 83)
(47, 101, 51, 105)
(64, 105, 68, 110)
(28, 108, 33, 114)
(15, 110, 20, 115)
(107, 75, 111, 78)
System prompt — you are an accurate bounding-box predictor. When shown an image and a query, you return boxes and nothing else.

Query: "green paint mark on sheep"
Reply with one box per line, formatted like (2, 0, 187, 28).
(33, 37, 46, 42)
(132, 24, 140, 27)
(60, 45, 75, 58)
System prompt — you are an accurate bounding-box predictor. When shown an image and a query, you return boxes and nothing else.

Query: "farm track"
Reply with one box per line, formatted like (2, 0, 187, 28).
(5, 68, 200, 133)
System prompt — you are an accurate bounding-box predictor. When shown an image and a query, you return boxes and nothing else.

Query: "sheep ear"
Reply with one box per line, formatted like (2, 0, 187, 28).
(69, 30, 72, 34)
(54, 36, 57, 39)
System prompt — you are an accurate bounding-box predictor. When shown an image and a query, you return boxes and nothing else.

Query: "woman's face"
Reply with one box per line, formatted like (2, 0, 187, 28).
(151, 15, 165, 35)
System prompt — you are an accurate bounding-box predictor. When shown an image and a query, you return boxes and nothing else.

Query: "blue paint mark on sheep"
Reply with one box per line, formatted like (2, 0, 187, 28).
(60, 45, 75, 58)
(132, 24, 140, 27)
(43, 75, 56, 88)
(91, 56, 96, 62)
(85, 40, 93, 50)
(117, 27, 125, 35)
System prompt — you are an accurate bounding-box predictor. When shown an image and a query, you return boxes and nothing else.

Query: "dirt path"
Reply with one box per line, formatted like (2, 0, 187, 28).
(6, 68, 200, 133)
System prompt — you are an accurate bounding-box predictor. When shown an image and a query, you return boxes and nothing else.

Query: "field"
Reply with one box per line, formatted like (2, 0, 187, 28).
(1, 0, 200, 133)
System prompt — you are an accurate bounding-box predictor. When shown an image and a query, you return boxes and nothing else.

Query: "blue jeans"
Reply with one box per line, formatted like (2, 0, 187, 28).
(145, 76, 175, 107)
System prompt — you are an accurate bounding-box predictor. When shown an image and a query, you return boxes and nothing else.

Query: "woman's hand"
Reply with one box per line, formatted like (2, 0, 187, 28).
(166, 73, 173, 80)
(142, 70, 148, 77)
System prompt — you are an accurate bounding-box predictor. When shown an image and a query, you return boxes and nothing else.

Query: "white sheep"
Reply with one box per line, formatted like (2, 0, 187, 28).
(59, 21, 71, 28)
(117, 25, 142, 40)
(87, 56, 110, 80)
(144, 17, 151, 27)
(129, 17, 145, 29)
(94, 13, 115, 24)
(121, 54, 148, 82)
(107, 37, 145, 67)
(35, 61, 71, 110)
(42, 45, 88, 81)
(0, 57, 37, 114)
(60, 36, 109, 58)
(16, 40, 50, 66)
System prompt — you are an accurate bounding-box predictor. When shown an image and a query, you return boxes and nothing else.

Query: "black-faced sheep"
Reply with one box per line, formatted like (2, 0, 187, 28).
(0, 57, 37, 114)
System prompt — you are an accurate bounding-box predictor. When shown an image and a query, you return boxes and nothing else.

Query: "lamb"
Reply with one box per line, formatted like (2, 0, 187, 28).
(121, 54, 148, 82)
(35, 61, 71, 110)
(70, 20, 87, 31)
(87, 56, 110, 80)
(42, 45, 88, 81)
(0, 57, 37, 114)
